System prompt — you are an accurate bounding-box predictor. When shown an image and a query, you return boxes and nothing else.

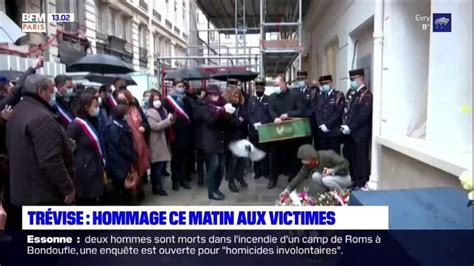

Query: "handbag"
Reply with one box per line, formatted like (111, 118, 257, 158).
(124, 167, 138, 190)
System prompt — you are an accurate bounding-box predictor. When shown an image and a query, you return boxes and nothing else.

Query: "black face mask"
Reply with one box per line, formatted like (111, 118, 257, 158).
(256, 91, 264, 97)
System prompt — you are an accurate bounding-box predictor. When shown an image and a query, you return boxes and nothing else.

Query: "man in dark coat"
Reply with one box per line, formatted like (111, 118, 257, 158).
(314, 75, 345, 154)
(163, 78, 192, 191)
(247, 78, 272, 180)
(341, 68, 372, 190)
(6, 74, 76, 227)
(54, 75, 75, 127)
(267, 74, 306, 189)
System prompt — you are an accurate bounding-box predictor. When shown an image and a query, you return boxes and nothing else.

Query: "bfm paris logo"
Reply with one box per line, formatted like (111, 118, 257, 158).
(433, 13, 451, 32)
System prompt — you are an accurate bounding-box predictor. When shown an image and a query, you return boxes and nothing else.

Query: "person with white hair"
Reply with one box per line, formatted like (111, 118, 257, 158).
(6, 74, 76, 228)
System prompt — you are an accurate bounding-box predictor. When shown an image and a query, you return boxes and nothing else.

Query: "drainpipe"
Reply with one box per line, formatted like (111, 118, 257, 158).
(368, 0, 384, 190)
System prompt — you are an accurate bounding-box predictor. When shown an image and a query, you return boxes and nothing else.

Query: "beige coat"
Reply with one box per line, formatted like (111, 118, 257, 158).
(146, 108, 172, 163)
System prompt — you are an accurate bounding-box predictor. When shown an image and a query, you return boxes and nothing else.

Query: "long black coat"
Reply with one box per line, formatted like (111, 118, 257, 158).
(343, 86, 372, 139)
(67, 117, 104, 199)
(195, 99, 232, 155)
(105, 118, 137, 180)
(224, 104, 248, 144)
(268, 88, 306, 120)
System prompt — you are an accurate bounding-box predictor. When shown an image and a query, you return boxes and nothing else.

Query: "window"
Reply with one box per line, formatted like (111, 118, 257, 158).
(139, 25, 147, 48)
(95, 1, 102, 32)
(107, 8, 113, 35)
(154, 35, 160, 55)
(225, 34, 230, 39)
(114, 11, 123, 38)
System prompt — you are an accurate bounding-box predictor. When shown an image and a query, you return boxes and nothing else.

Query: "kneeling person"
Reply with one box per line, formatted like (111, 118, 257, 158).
(285, 144, 351, 193)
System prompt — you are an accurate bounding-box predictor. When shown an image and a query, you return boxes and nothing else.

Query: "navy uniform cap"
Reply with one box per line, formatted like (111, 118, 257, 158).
(349, 68, 364, 78)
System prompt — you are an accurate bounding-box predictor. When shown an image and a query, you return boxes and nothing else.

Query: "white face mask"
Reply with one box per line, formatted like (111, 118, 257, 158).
(153, 100, 162, 109)
(97, 97, 103, 106)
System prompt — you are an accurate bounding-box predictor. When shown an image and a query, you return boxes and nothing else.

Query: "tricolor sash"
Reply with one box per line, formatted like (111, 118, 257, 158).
(107, 95, 117, 108)
(56, 103, 74, 125)
(74, 117, 105, 165)
(166, 95, 190, 122)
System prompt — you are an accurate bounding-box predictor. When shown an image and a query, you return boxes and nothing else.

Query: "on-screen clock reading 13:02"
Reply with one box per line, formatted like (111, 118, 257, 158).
(49, 13, 75, 23)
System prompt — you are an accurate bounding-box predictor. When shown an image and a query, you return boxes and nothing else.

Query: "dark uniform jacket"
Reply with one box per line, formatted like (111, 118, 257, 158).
(314, 89, 346, 137)
(6, 94, 76, 206)
(268, 88, 306, 120)
(343, 86, 372, 139)
(298, 85, 313, 117)
(247, 95, 272, 136)
(287, 150, 350, 192)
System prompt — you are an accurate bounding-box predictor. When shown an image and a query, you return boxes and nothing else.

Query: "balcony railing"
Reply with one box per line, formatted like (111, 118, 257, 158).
(153, 10, 161, 22)
(139, 0, 148, 10)
(139, 47, 148, 67)
(165, 19, 172, 29)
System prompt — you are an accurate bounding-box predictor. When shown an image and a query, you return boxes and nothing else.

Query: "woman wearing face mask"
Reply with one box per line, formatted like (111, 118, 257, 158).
(105, 104, 137, 205)
(146, 90, 174, 196)
(67, 94, 105, 205)
(117, 90, 150, 200)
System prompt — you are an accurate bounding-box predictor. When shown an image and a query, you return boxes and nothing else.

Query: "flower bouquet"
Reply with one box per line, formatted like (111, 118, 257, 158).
(276, 188, 350, 206)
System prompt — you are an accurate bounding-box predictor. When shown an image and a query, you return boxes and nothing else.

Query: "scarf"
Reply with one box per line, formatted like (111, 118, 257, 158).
(156, 107, 167, 120)
(170, 90, 185, 108)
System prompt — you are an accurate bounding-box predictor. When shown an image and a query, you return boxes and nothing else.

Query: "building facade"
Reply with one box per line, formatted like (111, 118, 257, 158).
(0, 0, 191, 75)
(302, 0, 472, 190)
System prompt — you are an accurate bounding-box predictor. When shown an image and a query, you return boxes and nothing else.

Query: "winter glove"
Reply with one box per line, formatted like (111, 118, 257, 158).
(319, 124, 330, 133)
(253, 122, 262, 130)
(340, 125, 351, 135)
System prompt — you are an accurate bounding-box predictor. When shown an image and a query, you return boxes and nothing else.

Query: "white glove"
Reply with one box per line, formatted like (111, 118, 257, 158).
(319, 124, 329, 133)
(224, 103, 236, 114)
(340, 125, 351, 135)
(253, 122, 262, 130)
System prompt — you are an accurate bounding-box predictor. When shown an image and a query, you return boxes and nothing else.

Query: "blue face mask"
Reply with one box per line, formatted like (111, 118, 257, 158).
(350, 80, 358, 90)
(321, 84, 331, 93)
(66, 88, 74, 97)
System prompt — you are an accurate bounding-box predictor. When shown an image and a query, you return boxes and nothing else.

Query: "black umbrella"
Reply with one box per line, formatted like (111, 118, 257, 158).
(211, 70, 258, 82)
(85, 73, 137, 86)
(164, 67, 210, 81)
(67, 54, 134, 74)
(0, 70, 23, 81)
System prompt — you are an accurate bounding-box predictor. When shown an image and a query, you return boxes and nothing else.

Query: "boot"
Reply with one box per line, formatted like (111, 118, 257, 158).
(179, 181, 191, 189)
(172, 182, 179, 191)
(208, 192, 224, 200)
(267, 179, 277, 189)
(229, 182, 239, 193)
(215, 190, 226, 199)
(239, 179, 248, 188)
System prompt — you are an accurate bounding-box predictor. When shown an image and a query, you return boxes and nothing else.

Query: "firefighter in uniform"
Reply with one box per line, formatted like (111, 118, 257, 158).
(247, 79, 272, 180)
(341, 68, 372, 190)
(314, 75, 345, 154)
(296, 71, 313, 145)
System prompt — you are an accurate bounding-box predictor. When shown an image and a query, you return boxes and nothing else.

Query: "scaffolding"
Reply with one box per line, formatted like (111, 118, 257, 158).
(156, 0, 312, 79)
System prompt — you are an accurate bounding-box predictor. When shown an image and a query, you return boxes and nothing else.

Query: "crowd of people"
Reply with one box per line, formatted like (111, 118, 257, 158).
(0, 56, 372, 230)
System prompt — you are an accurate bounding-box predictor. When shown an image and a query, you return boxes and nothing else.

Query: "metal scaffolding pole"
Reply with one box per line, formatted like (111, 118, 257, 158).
(298, 0, 303, 70)
(260, 0, 265, 76)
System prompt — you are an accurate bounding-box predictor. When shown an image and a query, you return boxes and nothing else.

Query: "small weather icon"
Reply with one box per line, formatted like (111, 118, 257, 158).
(434, 17, 450, 28)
